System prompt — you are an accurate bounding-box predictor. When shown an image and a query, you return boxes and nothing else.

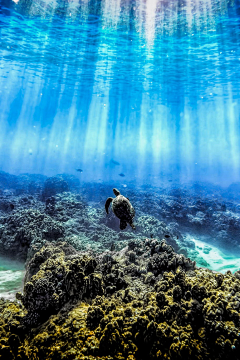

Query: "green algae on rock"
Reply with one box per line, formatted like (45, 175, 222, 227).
(0, 209, 65, 261)
(1, 237, 240, 359)
(17, 242, 104, 327)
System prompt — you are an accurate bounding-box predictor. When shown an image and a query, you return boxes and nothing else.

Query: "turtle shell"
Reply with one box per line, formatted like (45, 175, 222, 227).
(112, 195, 134, 221)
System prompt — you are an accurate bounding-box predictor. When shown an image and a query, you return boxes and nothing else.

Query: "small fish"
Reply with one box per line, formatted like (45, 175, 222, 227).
(110, 159, 120, 166)
(119, 173, 125, 177)
(165, 234, 170, 238)
(76, 169, 83, 173)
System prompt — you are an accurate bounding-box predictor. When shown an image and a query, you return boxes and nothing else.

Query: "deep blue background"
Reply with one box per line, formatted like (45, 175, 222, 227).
(0, 0, 240, 185)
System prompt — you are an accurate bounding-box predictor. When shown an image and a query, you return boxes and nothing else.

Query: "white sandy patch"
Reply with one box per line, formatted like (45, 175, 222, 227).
(0, 256, 25, 300)
(187, 235, 240, 273)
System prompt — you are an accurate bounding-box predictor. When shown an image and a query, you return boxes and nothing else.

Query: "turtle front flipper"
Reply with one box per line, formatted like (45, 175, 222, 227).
(113, 188, 121, 196)
(105, 197, 113, 214)
(120, 219, 127, 230)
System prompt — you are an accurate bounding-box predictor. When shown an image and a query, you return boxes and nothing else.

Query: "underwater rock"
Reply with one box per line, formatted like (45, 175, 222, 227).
(6, 239, 240, 360)
(18, 241, 104, 327)
(0, 298, 26, 359)
(224, 182, 240, 200)
(15, 174, 46, 195)
(18, 237, 192, 328)
(146, 240, 196, 276)
(56, 173, 80, 192)
(0, 198, 15, 212)
(0, 209, 64, 260)
(0, 171, 46, 196)
(41, 176, 69, 200)
(45, 196, 56, 215)
(126, 185, 240, 251)
(136, 215, 180, 251)
(42, 174, 80, 201)
(0, 171, 19, 192)
(47, 193, 162, 254)
(1, 235, 240, 359)
(1, 179, 240, 358)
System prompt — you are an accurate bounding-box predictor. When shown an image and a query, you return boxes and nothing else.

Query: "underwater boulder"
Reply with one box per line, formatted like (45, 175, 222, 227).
(136, 215, 180, 251)
(0, 199, 15, 212)
(0, 171, 19, 194)
(224, 182, 240, 200)
(41, 176, 69, 200)
(56, 173, 80, 192)
(2, 237, 240, 359)
(0, 209, 65, 261)
(18, 242, 104, 327)
(0, 172, 46, 196)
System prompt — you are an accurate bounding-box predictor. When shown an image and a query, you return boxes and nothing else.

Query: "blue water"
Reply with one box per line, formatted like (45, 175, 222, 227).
(1, 0, 240, 294)
(0, 0, 240, 185)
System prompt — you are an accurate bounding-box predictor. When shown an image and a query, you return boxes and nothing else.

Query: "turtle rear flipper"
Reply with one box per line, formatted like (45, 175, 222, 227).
(105, 197, 113, 214)
(129, 222, 136, 230)
(120, 219, 127, 230)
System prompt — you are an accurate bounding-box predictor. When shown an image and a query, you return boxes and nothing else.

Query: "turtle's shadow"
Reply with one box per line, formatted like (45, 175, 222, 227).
(104, 212, 134, 233)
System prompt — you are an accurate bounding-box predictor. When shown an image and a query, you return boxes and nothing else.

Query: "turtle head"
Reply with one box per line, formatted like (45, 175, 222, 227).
(113, 188, 121, 196)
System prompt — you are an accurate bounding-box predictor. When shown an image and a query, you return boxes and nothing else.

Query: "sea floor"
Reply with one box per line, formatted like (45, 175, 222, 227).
(0, 173, 240, 359)
(0, 256, 24, 300)
(0, 172, 240, 298)
(185, 234, 240, 273)
(2, 232, 240, 301)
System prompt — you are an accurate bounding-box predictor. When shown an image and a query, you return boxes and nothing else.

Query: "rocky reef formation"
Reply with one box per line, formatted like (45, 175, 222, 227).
(0, 209, 65, 261)
(129, 186, 240, 251)
(41, 176, 70, 200)
(16, 239, 194, 328)
(1, 238, 240, 359)
(1, 171, 240, 254)
(0, 171, 46, 196)
(0, 171, 80, 198)
(0, 173, 240, 359)
(0, 189, 181, 262)
(17, 242, 103, 327)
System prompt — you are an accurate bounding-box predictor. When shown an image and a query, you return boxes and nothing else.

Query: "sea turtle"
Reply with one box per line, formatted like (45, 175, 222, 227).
(105, 188, 136, 230)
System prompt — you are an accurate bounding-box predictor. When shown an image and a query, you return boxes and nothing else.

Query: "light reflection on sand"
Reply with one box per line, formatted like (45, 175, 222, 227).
(187, 235, 240, 274)
(0, 257, 25, 300)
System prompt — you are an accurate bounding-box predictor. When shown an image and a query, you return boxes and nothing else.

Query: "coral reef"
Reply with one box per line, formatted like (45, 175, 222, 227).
(0, 171, 46, 196)
(1, 171, 240, 256)
(41, 174, 80, 200)
(0, 298, 26, 360)
(18, 242, 103, 327)
(42, 176, 69, 200)
(0, 172, 240, 359)
(74, 181, 240, 252)
(0, 189, 180, 264)
(1, 238, 240, 359)
(0, 209, 64, 260)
